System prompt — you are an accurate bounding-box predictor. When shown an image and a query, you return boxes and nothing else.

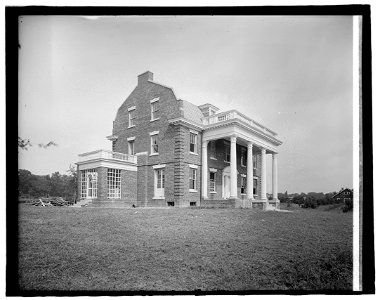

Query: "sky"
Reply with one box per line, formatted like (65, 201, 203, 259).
(18, 15, 354, 194)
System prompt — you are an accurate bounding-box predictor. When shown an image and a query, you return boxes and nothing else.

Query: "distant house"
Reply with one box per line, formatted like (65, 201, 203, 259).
(332, 188, 353, 203)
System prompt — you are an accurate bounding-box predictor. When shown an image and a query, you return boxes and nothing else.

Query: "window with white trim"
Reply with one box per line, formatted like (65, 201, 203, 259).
(128, 109, 136, 127)
(81, 169, 98, 198)
(128, 140, 135, 155)
(253, 178, 258, 195)
(241, 175, 246, 194)
(210, 171, 216, 192)
(107, 168, 121, 198)
(151, 101, 159, 120)
(189, 168, 197, 191)
(190, 132, 197, 153)
(151, 134, 159, 154)
(253, 155, 257, 169)
(241, 148, 247, 167)
(224, 142, 230, 162)
(154, 168, 165, 198)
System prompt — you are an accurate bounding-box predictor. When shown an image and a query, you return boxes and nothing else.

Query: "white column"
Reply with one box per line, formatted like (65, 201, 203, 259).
(247, 143, 254, 200)
(272, 153, 278, 200)
(260, 148, 267, 200)
(201, 140, 209, 199)
(230, 136, 238, 198)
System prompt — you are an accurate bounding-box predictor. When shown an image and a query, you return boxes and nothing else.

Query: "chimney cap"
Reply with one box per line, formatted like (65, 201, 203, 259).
(138, 71, 154, 84)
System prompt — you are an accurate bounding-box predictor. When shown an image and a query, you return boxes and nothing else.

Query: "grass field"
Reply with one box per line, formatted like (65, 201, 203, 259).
(18, 204, 353, 292)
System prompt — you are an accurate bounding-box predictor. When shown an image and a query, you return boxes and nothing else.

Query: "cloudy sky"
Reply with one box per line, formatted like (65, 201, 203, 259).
(18, 15, 353, 194)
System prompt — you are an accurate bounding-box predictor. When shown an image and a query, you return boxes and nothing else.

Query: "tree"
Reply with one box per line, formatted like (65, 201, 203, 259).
(18, 169, 32, 196)
(18, 136, 57, 151)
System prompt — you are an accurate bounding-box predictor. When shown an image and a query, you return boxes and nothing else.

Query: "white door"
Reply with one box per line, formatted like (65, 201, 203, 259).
(224, 175, 230, 199)
(155, 169, 165, 198)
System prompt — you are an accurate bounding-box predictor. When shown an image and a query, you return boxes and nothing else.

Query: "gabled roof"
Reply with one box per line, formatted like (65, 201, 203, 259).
(332, 188, 353, 198)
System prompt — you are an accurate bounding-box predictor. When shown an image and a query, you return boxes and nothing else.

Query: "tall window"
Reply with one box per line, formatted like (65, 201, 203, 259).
(224, 143, 230, 162)
(154, 168, 165, 198)
(210, 172, 216, 192)
(210, 141, 216, 159)
(151, 134, 159, 154)
(128, 109, 136, 127)
(190, 132, 197, 153)
(81, 169, 98, 199)
(253, 155, 257, 169)
(128, 140, 135, 155)
(241, 176, 246, 194)
(189, 168, 197, 191)
(253, 178, 258, 195)
(151, 101, 159, 120)
(108, 169, 121, 198)
(241, 148, 247, 167)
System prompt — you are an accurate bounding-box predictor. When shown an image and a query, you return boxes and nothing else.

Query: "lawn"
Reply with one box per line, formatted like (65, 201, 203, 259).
(18, 204, 353, 292)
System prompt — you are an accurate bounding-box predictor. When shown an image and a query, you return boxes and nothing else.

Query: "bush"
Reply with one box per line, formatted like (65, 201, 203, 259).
(301, 197, 318, 209)
(342, 199, 353, 212)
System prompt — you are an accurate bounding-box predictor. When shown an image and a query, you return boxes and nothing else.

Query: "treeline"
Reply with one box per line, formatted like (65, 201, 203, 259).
(278, 190, 352, 212)
(18, 168, 77, 201)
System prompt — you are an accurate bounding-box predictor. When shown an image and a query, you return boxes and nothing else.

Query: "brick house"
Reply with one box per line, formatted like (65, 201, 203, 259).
(76, 71, 282, 209)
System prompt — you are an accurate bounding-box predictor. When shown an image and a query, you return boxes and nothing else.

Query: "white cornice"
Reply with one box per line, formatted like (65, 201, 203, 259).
(168, 117, 203, 131)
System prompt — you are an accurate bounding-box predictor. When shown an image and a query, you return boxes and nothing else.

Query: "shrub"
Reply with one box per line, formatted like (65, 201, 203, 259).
(342, 199, 353, 212)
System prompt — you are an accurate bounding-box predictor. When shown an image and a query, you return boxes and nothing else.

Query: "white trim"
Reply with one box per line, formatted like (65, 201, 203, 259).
(152, 197, 165, 200)
(190, 129, 198, 134)
(127, 136, 136, 141)
(167, 117, 204, 131)
(189, 164, 198, 169)
(150, 131, 159, 136)
(149, 153, 159, 156)
(78, 160, 137, 172)
(150, 118, 160, 122)
(150, 97, 159, 103)
(128, 106, 136, 111)
(241, 174, 246, 177)
(190, 152, 198, 156)
(106, 135, 118, 141)
(127, 125, 136, 129)
(152, 164, 166, 169)
(210, 191, 217, 194)
(210, 157, 217, 160)
(189, 189, 198, 193)
(135, 151, 148, 156)
(209, 168, 217, 173)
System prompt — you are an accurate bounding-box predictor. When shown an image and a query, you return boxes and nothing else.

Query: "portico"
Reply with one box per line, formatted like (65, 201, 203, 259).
(201, 110, 282, 209)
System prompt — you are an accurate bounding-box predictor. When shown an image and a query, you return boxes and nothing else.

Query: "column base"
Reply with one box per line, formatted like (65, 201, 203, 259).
(268, 199, 280, 209)
(252, 200, 268, 210)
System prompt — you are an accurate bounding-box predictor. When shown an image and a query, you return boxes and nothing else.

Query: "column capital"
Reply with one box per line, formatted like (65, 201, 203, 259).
(230, 136, 237, 143)
(202, 140, 209, 148)
(272, 152, 278, 157)
(247, 142, 253, 149)
(261, 148, 267, 154)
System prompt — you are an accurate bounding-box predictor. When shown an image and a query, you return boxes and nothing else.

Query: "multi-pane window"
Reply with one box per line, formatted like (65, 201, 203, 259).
(241, 176, 246, 194)
(128, 140, 135, 155)
(210, 141, 216, 159)
(81, 169, 98, 198)
(189, 168, 197, 190)
(253, 178, 258, 195)
(128, 109, 136, 127)
(151, 101, 159, 120)
(190, 132, 197, 153)
(224, 143, 230, 162)
(253, 155, 257, 169)
(156, 169, 165, 189)
(108, 169, 121, 198)
(151, 134, 159, 154)
(241, 148, 247, 167)
(210, 172, 216, 192)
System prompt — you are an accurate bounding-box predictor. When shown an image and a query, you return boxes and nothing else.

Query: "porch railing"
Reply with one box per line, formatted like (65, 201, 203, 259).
(78, 150, 137, 164)
(202, 110, 277, 136)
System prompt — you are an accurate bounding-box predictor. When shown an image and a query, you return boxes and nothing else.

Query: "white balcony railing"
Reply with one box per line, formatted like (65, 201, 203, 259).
(78, 150, 137, 164)
(202, 110, 277, 137)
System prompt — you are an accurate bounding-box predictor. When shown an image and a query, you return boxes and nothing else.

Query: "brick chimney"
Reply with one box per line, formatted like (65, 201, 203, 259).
(138, 71, 153, 85)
